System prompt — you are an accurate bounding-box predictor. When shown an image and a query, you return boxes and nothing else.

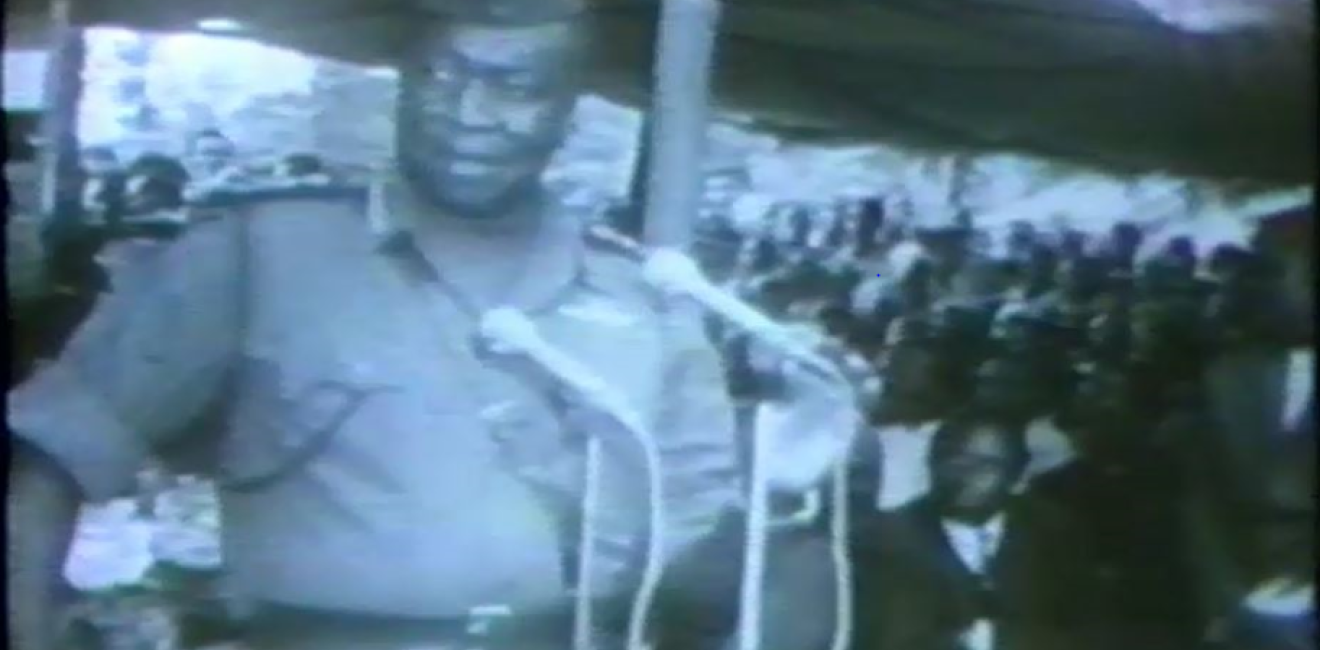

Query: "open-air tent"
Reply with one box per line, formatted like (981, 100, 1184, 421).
(5, 0, 1314, 186)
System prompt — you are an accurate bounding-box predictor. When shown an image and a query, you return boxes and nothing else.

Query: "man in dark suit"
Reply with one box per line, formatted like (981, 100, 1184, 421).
(852, 412, 1100, 650)
(1032, 363, 1200, 650)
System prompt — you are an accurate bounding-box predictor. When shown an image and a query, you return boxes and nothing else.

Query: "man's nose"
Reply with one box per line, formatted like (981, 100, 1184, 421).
(455, 80, 500, 127)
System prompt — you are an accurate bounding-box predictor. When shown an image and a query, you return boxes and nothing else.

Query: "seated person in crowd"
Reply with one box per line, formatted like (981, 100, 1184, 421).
(1056, 228, 1088, 262)
(1205, 243, 1254, 288)
(928, 304, 996, 399)
(1029, 254, 1108, 352)
(1162, 235, 1199, 279)
(1033, 363, 1199, 650)
(1217, 440, 1314, 650)
(1021, 242, 1058, 301)
(1100, 220, 1143, 274)
(970, 357, 1076, 484)
(863, 257, 937, 348)
(274, 152, 333, 185)
(914, 223, 972, 296)
(184, 128, 237, 181)
(126, 152, 191, 190)
(1181, 207, 1314, 648)
(78, 146, 126, 227)
(852, 411, 1100, 650)
(1083, 305, 1133, 365)
(853, 196, 887, 259)
(1004, 220, 1038, 264)
(853, 321, 951, 512)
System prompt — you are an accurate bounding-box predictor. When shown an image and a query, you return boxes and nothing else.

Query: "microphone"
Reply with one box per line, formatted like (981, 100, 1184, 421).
(476, 307, 664, 650)
(477, 308, 648, 438)
(642, 248, 838, 377)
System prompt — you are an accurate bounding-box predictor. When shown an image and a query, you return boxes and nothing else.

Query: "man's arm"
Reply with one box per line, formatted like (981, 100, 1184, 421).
(6, 214, 244, 648)
(7, 443, 82, 650)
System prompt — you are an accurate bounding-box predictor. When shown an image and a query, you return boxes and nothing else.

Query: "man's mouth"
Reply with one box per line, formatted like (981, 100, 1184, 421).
(446, 158, 498, 177)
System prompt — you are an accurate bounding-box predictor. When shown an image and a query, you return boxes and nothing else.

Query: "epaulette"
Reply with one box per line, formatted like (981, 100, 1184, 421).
(189, 182, 369, 211)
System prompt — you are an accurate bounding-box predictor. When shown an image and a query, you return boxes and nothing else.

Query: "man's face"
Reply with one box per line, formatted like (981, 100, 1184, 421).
(973, 359, 1039, 418)
(882, 343, 939, 408)
(397, 21, 580, 216)
(931, 427, 1021, 520)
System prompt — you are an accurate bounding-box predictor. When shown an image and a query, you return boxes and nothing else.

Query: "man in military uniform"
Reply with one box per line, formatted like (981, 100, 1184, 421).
(8, 2, 850, 650)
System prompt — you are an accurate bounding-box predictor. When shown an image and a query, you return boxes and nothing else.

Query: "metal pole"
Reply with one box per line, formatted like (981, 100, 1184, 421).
(640, 0, 721, 251)
(37, 0, 84, 228)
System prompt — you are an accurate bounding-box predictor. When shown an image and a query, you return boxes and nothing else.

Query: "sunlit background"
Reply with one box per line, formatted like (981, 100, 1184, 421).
(0, 4, 1311, 603)
(4, 24, 1312, 257)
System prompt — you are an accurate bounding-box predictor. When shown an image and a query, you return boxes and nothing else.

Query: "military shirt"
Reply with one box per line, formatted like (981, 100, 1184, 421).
(8, 176, 741, 618)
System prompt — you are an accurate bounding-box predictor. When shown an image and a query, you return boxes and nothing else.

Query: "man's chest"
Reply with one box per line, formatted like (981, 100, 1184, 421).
(241, 230, 668, 441)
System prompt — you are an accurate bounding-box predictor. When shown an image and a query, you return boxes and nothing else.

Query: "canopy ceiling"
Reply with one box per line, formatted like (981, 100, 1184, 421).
(6, 0, 1315, 184)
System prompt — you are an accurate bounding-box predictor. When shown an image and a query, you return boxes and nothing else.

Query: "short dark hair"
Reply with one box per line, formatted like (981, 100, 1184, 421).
(192, 128, 228, 142)
(188, 129, 233, 154)
(128, 153, 191, 187)
(127, 174, 185, 210)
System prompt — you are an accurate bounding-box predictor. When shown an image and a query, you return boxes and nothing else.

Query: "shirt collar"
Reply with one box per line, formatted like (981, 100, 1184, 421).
(367, 170, 590, 314)
(366, 170, 564, 254)
(943, 513, 1006, 547)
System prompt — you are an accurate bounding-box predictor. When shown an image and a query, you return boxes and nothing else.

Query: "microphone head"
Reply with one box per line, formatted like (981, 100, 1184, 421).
(478, 307, 539, 353)
(642, 248, 704, 293)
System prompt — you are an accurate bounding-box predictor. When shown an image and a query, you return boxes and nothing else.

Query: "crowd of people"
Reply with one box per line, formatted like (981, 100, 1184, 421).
(9, 129, 337, 387)
(671, 195, 1313, 650)
(9, 122, 1312, 650)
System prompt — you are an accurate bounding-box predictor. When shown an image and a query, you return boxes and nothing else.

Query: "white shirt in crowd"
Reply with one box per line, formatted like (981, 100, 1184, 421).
(943, 514, 1006, 650)
(1283, 349, 1312, 435)
(1238, 348, 1314, 620)
(874, 421, 940, 510)
(1019, 417, 1076, 489)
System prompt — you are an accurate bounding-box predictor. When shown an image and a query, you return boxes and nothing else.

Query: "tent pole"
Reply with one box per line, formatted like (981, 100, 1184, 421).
(639, 0, 719, 252)
(36, 0, 85, 228)
(629, 115, 653, 208)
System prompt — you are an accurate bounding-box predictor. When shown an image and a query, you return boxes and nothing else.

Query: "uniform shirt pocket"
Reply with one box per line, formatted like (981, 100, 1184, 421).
(219, 354, 387, 492)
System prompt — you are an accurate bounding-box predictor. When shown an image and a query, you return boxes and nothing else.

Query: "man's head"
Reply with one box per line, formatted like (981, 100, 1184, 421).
(878, 337, 942, 419)
(80, 146, 121, 178)
(1056, 255, 1105, 302)
(187, 129, 235, 174)
(928, 414, 1028, 523)
(971, 356, 1044, 421)
(1109, 221, 1143, 260)
(124, 154, 190, 215)
(1057, 228, 1088, 261)
(1066, 363, 1143, 459)
(396, 4, 586, 218)
(1252, 205, 1314, 346)
(856, 196, 885, 242)
(124, 174, 185, 215)
(1007, 220, 1037, 256)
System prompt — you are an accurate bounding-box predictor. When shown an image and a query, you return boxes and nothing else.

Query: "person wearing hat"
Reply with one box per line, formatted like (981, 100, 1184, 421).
(6, 3, 851, 649)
